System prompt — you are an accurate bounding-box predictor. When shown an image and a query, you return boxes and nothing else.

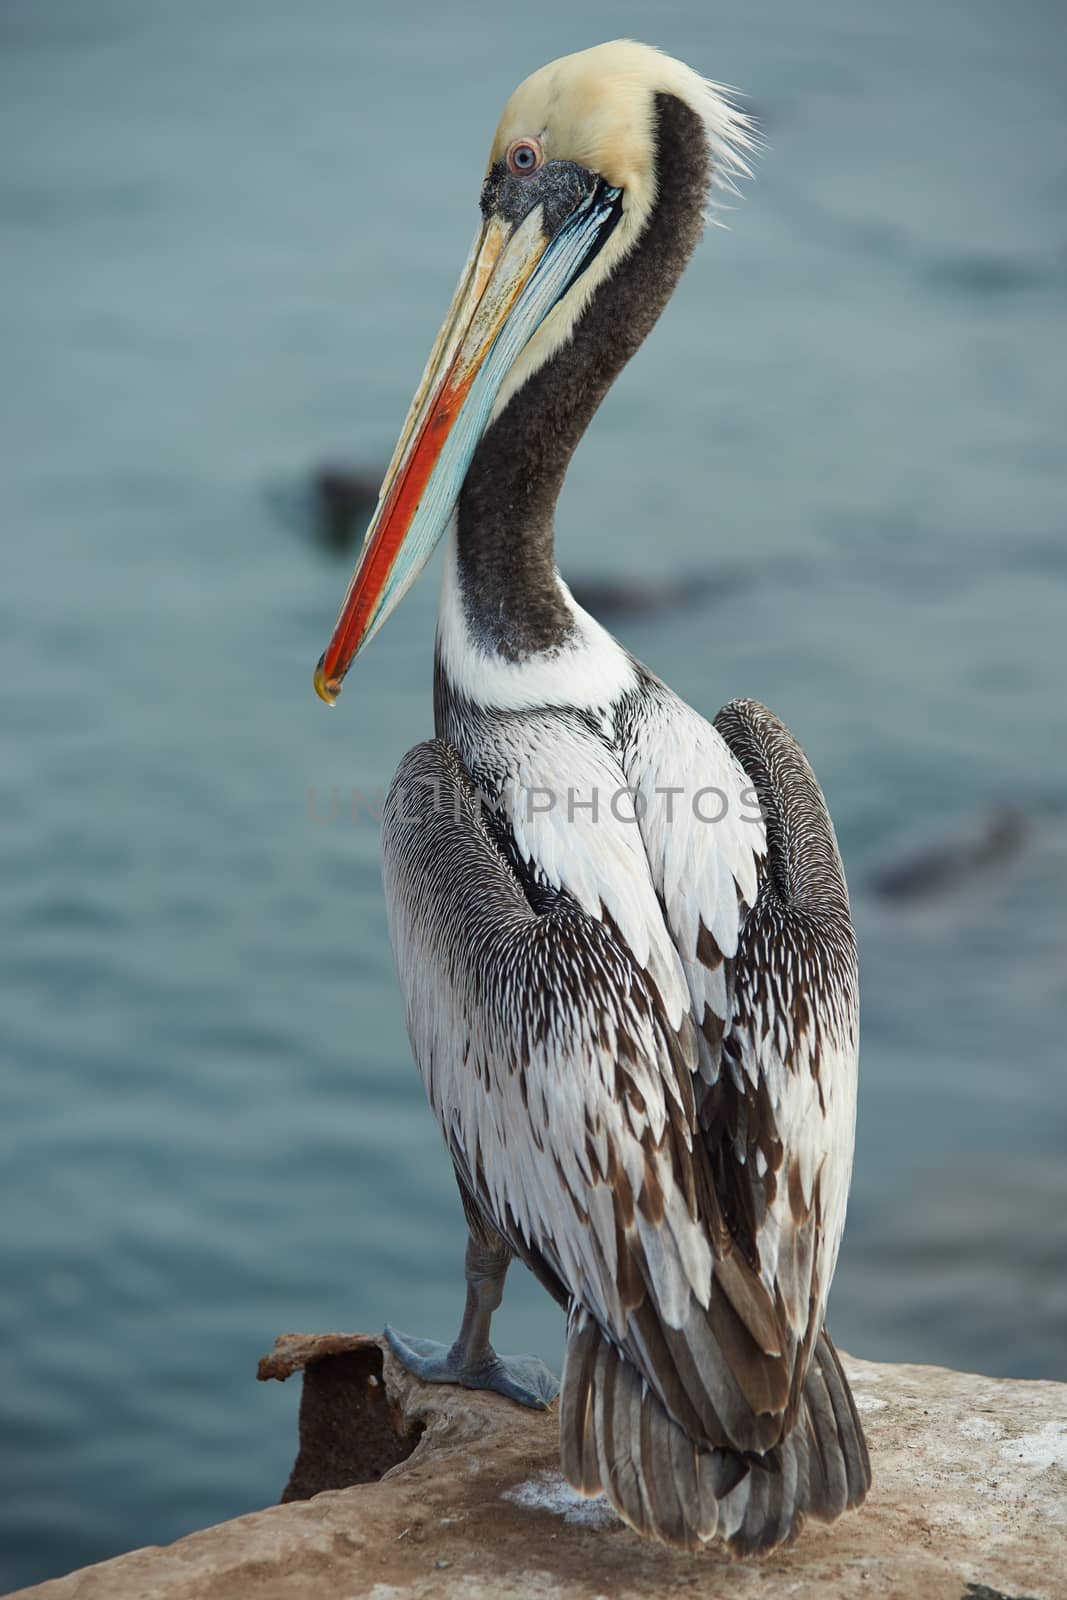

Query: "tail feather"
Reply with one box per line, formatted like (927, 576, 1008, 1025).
(667, 1416, 715, 1543)
(816, 1329, 872, 1508)
(801, 1355, 850, 1520)
(559, 1310, 601, 1495)
(724, 1332, 870, 1554)
(560, 1309, 870, 1554)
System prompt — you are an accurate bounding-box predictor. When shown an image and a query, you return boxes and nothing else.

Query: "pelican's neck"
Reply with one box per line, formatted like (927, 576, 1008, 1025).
(436, 534, 638, 718)
(449, 92, 712, 663)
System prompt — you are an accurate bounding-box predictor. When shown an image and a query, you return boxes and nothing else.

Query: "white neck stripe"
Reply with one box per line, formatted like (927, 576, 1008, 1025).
(436, 532, 637, 714)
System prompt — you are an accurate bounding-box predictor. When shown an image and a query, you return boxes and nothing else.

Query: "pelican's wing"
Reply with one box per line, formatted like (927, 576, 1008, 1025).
(624, 688, 860, 1412)
(382, 734, 789, 1451)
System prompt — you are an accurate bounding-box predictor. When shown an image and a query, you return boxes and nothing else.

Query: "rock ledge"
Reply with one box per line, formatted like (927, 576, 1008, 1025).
(8, 1335, 1065, 1600)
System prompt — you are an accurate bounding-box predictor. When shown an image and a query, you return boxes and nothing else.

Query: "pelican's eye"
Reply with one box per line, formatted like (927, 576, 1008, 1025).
(506, 137, 543, 176)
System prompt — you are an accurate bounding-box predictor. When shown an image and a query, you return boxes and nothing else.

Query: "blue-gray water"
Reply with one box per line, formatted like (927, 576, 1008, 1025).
(2, 0, 1065, 1590)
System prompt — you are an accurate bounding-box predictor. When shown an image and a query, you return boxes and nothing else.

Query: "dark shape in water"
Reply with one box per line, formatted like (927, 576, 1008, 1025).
(871, 807, 1027, 903)
(311, 466, 381, 553)
(567, 567, 746, 620)
(923, 253, 1049, 298)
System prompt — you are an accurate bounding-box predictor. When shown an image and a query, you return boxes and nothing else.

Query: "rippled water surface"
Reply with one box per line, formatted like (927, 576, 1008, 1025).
(2, 0, 1065, 1589)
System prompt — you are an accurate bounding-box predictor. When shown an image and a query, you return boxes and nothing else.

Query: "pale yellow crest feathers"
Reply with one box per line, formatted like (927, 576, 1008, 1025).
(490, 40, 755, 226)
(485, 41, 756, 422)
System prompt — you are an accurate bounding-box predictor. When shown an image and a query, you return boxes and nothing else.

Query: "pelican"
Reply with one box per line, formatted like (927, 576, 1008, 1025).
(313, 40, 870, 1553)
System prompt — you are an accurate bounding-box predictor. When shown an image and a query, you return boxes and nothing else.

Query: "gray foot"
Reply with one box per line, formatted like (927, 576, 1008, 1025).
(384, 1325, 560, 1410)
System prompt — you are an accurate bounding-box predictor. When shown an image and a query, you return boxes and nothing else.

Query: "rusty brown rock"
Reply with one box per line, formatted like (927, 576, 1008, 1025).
(7, 1336, 1065, 1600)
(258, 1333, 426, 1501)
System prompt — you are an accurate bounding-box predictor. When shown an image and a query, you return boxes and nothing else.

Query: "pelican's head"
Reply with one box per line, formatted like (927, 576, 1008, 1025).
(314, 40, 754, 704)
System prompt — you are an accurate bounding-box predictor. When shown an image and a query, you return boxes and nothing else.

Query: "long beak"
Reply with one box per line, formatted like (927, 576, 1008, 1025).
(313, 182, 621, 705)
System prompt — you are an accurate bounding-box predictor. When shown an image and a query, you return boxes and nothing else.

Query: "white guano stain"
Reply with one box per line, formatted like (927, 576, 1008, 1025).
(503, 1471, 619, 1528)
(997, 1421, 1067, 1470)
(959, 1417, 1003, 1442)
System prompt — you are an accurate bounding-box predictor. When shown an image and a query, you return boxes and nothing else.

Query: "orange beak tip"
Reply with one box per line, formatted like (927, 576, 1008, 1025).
(313, 657, 339, 707)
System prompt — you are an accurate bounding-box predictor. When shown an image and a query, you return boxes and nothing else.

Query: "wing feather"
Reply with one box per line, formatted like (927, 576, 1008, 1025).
(708, 697, 860, 1408)
(621, 686, 859, 1419)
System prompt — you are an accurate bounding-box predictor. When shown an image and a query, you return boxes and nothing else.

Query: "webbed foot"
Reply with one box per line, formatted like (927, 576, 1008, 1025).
(384, 1325, 559, 1410)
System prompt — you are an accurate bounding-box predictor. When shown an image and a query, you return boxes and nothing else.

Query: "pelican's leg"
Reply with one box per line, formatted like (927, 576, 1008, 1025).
(384, 1204, 559, 1410)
